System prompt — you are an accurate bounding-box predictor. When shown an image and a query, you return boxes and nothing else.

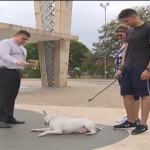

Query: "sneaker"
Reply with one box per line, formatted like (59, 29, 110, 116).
(116, 116, 128, 123)
(113, 120, 137, 130)
(131, 124, 149, 135)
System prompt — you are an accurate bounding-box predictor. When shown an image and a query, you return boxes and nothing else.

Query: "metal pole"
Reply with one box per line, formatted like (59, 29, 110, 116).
(104, 6, 107, 79)
(100, 2, 109, 79)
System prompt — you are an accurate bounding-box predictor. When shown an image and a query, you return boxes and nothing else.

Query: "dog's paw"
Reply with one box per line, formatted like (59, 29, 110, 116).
(31, 129, 37, 132)
(86, 131, 97, 135)
(86, 133, 91, 136)
(38, 133, 44, 137)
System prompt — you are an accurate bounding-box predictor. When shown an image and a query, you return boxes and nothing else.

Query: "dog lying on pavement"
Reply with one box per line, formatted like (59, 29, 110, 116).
(31, 110, 103, 137)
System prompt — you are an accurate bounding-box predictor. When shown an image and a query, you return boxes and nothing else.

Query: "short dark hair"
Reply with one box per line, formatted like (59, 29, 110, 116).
(118, 8, 138, 19)
(15, 30, 31, 37)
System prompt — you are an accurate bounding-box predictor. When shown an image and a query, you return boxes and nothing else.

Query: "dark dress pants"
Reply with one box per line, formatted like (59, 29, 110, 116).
(0, 67, 21, 122)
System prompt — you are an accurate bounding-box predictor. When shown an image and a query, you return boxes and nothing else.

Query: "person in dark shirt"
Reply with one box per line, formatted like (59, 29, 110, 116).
(113, 8, 150, 135)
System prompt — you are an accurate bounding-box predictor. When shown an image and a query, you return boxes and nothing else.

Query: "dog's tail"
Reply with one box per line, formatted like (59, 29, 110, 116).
(95, 126, 104, 132)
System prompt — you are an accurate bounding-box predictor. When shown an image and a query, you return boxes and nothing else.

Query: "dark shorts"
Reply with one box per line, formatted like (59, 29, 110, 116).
(118, 78, 140, 101)
(120, 66, 150, 99)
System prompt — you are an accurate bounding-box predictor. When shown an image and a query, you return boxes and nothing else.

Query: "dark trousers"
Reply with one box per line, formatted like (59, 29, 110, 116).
(0, 67, 21, 122)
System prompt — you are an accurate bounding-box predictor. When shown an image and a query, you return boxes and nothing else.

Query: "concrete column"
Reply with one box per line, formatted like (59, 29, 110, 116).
(54, 1, 73, 87)
(34, 1, 55, 87)
(34, 1, 73, 87)
(34, 1, 47, 86)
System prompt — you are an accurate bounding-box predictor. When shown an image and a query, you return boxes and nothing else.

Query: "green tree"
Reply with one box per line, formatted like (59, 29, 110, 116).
(24, 43, 39, 60)
(23, 41, 90, 78)
(81, 52, 103, 77)
(22, 43, 40, 78)
(92, 18, 119, 76)
(134, 5, 150, 22)
(69, 40, 90, 71)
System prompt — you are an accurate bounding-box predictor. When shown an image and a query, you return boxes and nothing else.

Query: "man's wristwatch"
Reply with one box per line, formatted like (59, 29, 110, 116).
(146, 68, 150, 72)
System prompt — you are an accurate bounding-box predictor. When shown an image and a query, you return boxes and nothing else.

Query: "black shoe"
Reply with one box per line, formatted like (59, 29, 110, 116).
(0, 121, 11, 128)
(131, 124, 149, 135)
(113, 120, 137, 130)
(6, 118, 25, 124)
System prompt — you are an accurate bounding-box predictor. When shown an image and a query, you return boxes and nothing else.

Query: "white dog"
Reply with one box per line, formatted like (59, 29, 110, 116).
(31, 110, 103, 137)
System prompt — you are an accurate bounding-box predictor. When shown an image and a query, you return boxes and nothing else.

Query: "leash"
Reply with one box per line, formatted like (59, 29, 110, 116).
(63, 79, 118, 116)
(73, 79, 118, 108)
(87, 79, 118, 102)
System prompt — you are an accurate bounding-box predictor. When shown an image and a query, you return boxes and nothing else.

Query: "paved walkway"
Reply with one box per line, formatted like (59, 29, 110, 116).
(8, 79, 150, 149)
(18, 79, 123, 108)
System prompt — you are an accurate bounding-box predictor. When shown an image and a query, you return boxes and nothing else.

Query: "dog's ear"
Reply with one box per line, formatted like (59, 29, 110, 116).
(43, 110, 47, 116)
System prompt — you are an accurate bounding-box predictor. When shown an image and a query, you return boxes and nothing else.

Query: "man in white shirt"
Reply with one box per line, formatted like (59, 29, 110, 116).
(0, 30, 30, 128)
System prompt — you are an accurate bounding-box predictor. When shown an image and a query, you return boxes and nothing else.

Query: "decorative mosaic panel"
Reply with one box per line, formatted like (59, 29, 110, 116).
(40, 1, 55, 87)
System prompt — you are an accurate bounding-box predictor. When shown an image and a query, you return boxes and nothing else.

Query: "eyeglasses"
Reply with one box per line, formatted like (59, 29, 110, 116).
(115, 33, 125, 37)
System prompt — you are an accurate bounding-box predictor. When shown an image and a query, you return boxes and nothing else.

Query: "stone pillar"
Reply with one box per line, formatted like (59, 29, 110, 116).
(54, 1, 73, 87)
(34, 1, 73, 87)
(34, 1, 55, 87)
